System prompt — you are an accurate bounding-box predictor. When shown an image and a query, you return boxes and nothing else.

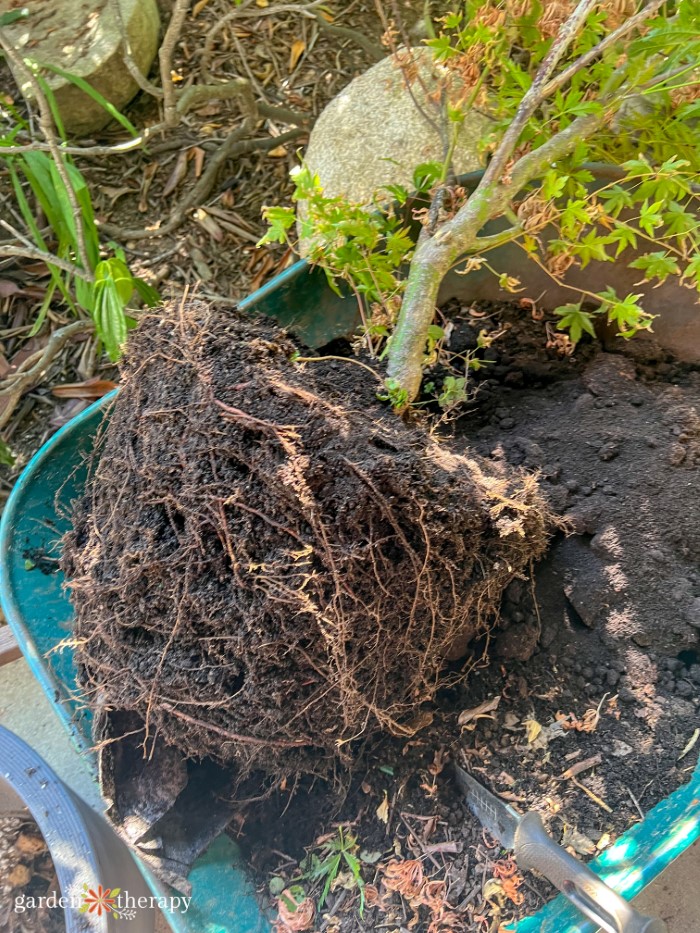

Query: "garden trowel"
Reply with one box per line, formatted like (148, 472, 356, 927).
(455, 765, 667, 933)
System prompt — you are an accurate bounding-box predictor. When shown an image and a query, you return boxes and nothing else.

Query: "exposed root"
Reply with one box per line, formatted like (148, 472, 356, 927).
(62, 300, 551, 778)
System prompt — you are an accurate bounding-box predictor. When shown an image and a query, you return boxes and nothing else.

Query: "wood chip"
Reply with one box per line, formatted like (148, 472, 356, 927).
(560, 753, 603, 780)
(570, 776, 612, 813)
(458, 696, 500, 729)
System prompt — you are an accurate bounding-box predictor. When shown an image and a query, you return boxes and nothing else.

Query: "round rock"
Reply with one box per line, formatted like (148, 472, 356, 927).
(1, 0, 160, 136)
(299, 49, 490, 251)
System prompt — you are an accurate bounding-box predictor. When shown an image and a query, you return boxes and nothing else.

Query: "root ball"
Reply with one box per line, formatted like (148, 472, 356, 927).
(63, 302, 550, 776)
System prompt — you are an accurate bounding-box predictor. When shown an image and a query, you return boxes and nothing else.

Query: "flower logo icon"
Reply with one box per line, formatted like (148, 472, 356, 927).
(80, 885, 121, 918)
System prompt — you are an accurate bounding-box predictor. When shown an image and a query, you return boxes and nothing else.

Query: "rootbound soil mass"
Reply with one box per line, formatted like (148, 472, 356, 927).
(61, 299, 700, 931)
(62, 300, 550, 779)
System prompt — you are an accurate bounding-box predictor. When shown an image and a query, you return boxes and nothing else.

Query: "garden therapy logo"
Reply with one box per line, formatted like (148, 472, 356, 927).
(13, 883, 191, 919)
(79, 884, 133, 920)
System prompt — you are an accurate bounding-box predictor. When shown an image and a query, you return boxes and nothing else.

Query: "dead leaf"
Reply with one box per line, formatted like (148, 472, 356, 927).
(427, 746, 445, 776)
(364, 884, 384, 908)
(162, 149, 191, 198)
(0, 280, 21, 298)
(52, 378, 118, 399)
(560, 753, 602, 780)
(8, 864, 31, 888)
(530, 718, 569, 751)
(523, 719, 542, 744)
(15, 832, 47, 857)
(138, 162, 159, 213)
(561, 824, 597, 856)
(403, 709, 434, 736)
(192, 146, 206, 178)
(268, 145, 289, 158)
(277, 889, 314, 931)
(503, 712, 520, 730)
(256, 0, 269, 6)
(192, 0, 212, 14)
(596, 832, 612, 851)
(101, 185, 135, 206)
(383, 859, 424, 901)
(376, 793, 389, 824)
(289, 39, 306, 72)
(458, 695, 500, 729)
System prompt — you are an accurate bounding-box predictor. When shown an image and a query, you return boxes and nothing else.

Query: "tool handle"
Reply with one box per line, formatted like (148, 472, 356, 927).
(515, 812, 667, 933)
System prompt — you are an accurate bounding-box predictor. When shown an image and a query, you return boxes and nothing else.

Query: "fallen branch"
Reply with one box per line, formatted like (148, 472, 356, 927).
(0, 320, 94, 430)
(100, 127, 305, 241)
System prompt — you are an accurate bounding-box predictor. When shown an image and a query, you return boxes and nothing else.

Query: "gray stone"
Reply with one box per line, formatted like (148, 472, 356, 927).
(299, 49, 490, 249)
(1, 0, 160, 136)
(688, 598, 700, 629)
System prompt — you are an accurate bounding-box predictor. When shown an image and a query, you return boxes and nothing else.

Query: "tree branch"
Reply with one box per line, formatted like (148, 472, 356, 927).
(0, 242, 94, 280)
(160, 0, 191, 127)
(479, 0, 598, 192)
(541, 0, 666, 100)
(0, 320, 94, 430)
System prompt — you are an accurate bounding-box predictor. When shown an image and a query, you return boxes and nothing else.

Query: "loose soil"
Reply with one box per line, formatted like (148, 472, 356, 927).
(229, 304, 700, 932)
(0, 812, 64, 933)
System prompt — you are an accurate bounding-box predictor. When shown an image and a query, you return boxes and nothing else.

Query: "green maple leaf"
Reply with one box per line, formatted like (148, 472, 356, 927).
(554, 303, 596, 345)
(629, 251, 681, 284)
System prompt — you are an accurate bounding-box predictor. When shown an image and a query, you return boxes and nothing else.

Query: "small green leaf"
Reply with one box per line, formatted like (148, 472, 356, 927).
(554, 303, 596, 345)
(0, 439, 15, 467)
(638, 199, 665, 236)
(412, 161, 443, 193)
(269, 876, 286, 897)
(629, 251, 680, 284)
(0, 9, 29, 26)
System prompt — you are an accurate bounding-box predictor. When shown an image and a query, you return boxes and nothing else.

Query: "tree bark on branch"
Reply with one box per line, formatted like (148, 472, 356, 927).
(385, 0, 664, 405)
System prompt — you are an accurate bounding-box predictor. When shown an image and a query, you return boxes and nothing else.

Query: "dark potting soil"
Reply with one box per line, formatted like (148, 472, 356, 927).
(236, 304, 700, 932)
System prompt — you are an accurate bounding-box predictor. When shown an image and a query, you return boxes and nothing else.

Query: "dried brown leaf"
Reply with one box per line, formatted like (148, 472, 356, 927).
(289, 39, 306, 72)
(276, 890, 314, 931)
(52, 379, 118, 399)
(458, 695, 500, 729)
